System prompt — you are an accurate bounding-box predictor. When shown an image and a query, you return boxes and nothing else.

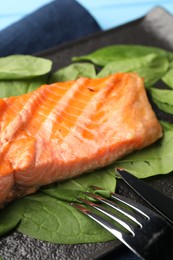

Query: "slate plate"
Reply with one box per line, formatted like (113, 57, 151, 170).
(0, 6, 173, 260)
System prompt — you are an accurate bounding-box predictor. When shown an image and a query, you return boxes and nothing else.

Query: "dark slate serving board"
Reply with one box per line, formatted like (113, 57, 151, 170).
(0, 6, 173, 260)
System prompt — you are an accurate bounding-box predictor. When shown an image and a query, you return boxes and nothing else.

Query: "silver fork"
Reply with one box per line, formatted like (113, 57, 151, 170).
(71, 187, 173, 259)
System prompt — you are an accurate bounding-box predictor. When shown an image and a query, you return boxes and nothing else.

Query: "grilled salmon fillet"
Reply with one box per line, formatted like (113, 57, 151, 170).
(0, 72, 162, 206)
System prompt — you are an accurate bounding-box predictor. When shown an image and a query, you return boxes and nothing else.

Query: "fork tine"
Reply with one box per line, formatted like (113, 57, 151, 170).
(85, 192, 144, 226)
(111, 192, 151, 218)
(78, 198, 135, 234)
(71, 202, 134, 244)
(90, 185, 151, 219)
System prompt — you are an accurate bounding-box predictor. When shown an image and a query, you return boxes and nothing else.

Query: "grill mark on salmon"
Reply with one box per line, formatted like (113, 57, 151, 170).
(0, 73, 162, 207)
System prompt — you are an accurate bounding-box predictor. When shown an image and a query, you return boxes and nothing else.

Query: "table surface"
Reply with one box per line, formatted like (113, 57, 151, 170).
(0, 0, 173, 31)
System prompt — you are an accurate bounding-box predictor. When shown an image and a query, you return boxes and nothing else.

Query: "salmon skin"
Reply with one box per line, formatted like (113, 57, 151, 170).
(0, 72, 162, 207)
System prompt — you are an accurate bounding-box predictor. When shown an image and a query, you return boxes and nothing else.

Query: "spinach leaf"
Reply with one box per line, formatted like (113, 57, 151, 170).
(162, 59, 173, 89)
(114, 130, 173, 178)
(0, 55, 52, 79)
(160, 121, 173, 131)
(0, 199, 26, 236)
(150, 88, 173, 114)
(72, 45, 169, 66)
(50, 62, 96, 82)
(0, 75, 47, 98)
(18, 194, 114, 244)
(97, 54, 169, 87)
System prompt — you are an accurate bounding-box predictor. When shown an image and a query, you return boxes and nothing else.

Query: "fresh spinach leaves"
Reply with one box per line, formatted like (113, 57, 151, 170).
(162, 59, 173, 89)
(160, 121, 173, 130)
(0, 75, 48, 98)
(114, 130, 173, 178)
(18, 193, 114, 244)
(72, 45, 169, 66)
(0, 55, 52, 79)
(97, 54, 169, 87)
(0, 199, 26, 236)
(150, 88, 173, 114)
(50, 62, 96, 82)
(0, 55, 52, 98)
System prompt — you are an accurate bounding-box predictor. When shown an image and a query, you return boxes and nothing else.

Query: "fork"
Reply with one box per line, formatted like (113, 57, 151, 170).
(71, 187, 173, 259)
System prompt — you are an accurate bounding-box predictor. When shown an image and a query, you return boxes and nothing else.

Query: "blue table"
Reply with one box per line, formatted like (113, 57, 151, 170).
(1, 0, 173, 31)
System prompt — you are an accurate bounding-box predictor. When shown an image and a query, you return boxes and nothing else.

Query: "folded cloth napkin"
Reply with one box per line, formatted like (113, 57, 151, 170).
(0, 0, 100, 56)
(0, 0, 139, 259)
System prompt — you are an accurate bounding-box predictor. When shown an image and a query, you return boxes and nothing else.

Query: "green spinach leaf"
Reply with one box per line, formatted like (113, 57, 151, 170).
(160, 121, 173, 130)
(0, 75, 47, 98)
(0, 199, 26, 236)
(114, 130, 173, 178)
(97, 54, 169, 87)
(50, 62, 96, 82)
(162, 59, 173, 89)
(72, 45, 169, 66)
(150, 88, 173, 114)
(0, 55, 52, 79)
(18, 193, 114, 244)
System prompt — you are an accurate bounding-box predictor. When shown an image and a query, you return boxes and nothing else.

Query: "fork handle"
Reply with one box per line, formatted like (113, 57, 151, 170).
(143, 223, 173, 259)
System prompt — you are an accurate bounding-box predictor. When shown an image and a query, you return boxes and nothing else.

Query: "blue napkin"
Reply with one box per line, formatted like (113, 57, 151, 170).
(0, 0, 100, 56)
